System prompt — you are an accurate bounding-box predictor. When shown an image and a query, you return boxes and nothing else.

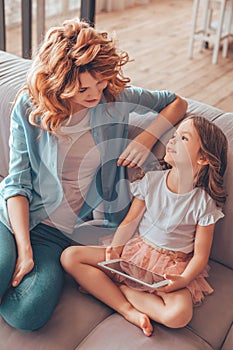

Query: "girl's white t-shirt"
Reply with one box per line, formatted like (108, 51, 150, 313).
(130, 170, 224, 253)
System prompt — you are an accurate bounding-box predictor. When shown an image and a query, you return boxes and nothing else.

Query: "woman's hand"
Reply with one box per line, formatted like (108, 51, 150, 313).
(7, 196, 34, 287)
(156, 273, 190, 293)
(12, 248, 34, 287)
(117, 136, 152, 168)
(117, 95, 188, 169)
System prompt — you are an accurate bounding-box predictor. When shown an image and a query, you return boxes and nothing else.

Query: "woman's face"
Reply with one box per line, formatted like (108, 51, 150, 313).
(70, 71, 108, 111)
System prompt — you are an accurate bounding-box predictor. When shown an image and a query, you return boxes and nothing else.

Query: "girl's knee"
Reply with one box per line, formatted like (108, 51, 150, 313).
(60, 246, 82, 269)
(163, 307, 193, 328)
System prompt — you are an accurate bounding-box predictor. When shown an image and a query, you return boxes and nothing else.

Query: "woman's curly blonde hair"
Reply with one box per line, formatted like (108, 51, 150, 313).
(26, 18, 130, 134)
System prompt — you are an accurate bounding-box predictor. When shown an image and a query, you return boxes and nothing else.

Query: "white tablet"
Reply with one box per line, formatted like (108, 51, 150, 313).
(98, 259, 170, 289)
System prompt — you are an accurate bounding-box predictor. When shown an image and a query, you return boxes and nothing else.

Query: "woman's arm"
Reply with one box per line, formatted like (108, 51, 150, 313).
(161, 224, 215, 292)
(107, 197, 146, 259)
(7, 195, 34, 287)
(118, 95, 187, 168)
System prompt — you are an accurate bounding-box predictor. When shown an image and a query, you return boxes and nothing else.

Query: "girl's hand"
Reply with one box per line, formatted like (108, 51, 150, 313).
(156, 273, 190, 293)
(117, 137, 151, 168)
(12, 249, 34, 287)
(105, 246, 122, 261)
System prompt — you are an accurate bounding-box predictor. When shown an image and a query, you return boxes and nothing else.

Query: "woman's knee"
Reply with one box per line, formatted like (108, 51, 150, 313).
(1, 306, 48, 330)
(0, 267, 64, 330)
(0, 247, 65, 330)
(0, 222, 17, 296)
(1, 294, 58, 330)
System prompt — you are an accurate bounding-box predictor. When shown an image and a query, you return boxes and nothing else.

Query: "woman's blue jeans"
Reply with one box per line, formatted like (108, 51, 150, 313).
(0, 221, 73, 330)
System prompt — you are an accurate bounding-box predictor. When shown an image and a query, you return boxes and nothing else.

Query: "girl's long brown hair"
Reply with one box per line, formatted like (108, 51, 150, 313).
(188, 116, 228, 205)
(25, 18, 130, 134)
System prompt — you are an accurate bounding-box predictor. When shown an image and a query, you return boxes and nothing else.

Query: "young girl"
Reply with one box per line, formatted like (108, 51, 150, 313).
(0, 18, 186, 330)
(61, 116, 228, 337)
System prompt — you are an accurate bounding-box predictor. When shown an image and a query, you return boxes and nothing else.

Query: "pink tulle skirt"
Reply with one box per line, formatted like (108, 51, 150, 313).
(114, 235, 213, 306)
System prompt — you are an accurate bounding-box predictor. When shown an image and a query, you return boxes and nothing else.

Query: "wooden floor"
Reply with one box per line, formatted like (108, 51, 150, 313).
(95, 0, 233, 112)
(6, 0, 233, 112)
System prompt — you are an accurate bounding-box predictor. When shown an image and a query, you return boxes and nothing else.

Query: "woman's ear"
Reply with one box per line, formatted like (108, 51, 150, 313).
(197, 154, 209, 166)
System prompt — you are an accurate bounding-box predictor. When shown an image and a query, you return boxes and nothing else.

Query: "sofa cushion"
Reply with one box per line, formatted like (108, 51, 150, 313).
(221, 325, 233, 350)
(0, 51, 31, 180)
(186, 98, 224, 120)
(76, 316, 213, 350)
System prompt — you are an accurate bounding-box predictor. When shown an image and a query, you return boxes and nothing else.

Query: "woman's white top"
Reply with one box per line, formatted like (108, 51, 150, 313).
(43, 111, 100, 233)
(130, 170, 224, 253)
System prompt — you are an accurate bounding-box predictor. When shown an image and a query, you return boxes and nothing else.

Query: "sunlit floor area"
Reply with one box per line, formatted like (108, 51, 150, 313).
(5, 0, 233, 111)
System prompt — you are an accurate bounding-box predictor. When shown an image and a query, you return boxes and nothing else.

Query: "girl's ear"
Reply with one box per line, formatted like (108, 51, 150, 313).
(197, 154, 209, 166)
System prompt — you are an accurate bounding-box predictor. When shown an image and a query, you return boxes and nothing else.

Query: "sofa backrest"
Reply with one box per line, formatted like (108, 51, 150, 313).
(0, 50, 31, 181)
(0, 50, 232, 270)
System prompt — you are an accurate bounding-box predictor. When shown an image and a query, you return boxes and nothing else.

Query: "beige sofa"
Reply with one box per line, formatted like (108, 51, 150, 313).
(0, 50, 232, 350)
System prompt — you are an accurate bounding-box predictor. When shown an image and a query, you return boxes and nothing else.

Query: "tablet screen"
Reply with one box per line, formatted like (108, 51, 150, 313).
(103, 260, 165, 286)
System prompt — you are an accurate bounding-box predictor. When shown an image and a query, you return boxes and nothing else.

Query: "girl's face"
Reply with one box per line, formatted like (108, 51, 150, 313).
(164, 119, 203, 169)
(70, 71, 108, 111)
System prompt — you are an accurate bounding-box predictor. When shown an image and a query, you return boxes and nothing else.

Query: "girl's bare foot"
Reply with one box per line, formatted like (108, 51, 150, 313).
(120, 284, 153, 336)
(124, 305, 153, 337)
(119, 286, 153, 336)
(140, 313, 153, 336)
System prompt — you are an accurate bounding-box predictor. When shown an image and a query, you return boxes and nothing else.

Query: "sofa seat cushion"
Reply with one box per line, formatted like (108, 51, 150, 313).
(221, 325, 233, 350)
(76, 314, 213, 350)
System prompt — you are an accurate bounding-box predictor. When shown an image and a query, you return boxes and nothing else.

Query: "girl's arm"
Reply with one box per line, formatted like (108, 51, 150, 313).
(162, 224, 215, 292)
(106, 197, 146, 259)
(181, 224, 214, 283)
(7, 195, 34, 287)
(118, 95, 187, 168)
